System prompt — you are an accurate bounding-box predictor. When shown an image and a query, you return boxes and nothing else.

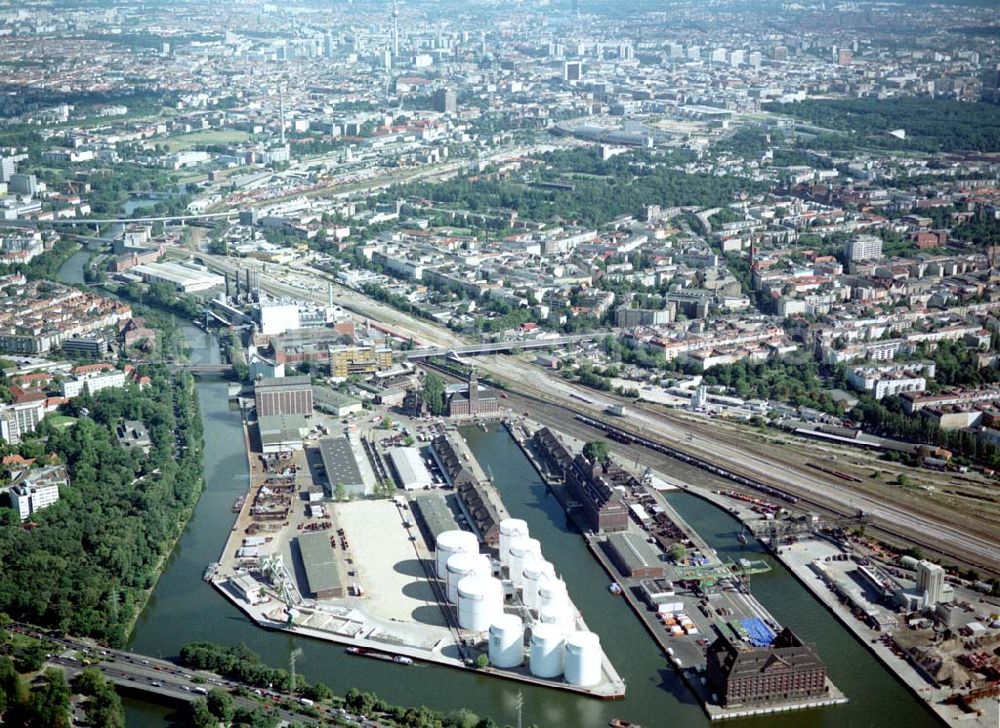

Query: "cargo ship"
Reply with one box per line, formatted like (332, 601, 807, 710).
(344, 646, 413, 665)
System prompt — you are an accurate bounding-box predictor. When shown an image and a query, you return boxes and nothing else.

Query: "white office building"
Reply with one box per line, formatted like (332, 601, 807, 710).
(10, 467, 66, 521)
(60, 369, 128, 398)
(845, 235, 883, 262)
(0, 400, 45, 444)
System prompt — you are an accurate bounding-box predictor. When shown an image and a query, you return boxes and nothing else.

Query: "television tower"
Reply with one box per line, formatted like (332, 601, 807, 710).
(391, 0, 400, 58)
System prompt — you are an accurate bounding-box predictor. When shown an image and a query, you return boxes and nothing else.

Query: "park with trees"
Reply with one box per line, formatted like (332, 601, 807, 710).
(0, 367, 204, 646)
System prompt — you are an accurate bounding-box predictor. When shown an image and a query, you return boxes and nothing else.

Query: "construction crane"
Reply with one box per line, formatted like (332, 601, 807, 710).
(262, 554, 297, 625)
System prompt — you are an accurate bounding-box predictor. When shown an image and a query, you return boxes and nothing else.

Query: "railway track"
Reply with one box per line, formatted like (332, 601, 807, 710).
(422, 360, 1000, 577)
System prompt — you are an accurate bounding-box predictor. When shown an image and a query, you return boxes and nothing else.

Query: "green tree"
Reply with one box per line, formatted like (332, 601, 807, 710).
(334, 482, 347, 501)
(207, 687, 235, 723)
(27, 668, 71, 728)
(582, 440, 610, 464)
(188, 698, 217, 728)
(474, 654, 489, 669)
(422, 373, 446, 416)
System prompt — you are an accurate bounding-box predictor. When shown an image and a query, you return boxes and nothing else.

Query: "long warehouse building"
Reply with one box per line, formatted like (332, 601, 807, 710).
(387, 446, 434, 490)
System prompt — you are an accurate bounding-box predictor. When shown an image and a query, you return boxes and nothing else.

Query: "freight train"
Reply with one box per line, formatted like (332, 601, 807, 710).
(574, 414, 798, 505)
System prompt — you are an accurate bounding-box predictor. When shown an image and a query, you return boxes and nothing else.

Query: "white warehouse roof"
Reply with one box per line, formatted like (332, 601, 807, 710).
(388, 446, 434, 490)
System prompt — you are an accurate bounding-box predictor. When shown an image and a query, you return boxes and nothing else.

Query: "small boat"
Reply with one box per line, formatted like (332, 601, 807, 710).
(202, 563, 219, 582)
(607, 583, 624, 595)
(738, 531, 748, 545)
(609, 720, 641, 728)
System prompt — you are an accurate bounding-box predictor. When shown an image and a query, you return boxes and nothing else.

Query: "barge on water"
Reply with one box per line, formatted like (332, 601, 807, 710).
(344, 646, 414, 665)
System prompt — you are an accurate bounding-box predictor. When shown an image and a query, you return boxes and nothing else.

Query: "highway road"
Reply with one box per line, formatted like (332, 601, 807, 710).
(4, 623, 380, 727)
(177, 250, 1000, 574)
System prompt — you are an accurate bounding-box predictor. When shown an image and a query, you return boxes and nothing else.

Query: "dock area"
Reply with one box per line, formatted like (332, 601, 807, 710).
(509, 415, 850, 721)
(210, 418, 626, 700)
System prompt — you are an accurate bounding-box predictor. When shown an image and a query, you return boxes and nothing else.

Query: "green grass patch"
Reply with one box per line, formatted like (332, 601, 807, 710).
(47, 415, 77, 429)
(164, 130, 250, 151)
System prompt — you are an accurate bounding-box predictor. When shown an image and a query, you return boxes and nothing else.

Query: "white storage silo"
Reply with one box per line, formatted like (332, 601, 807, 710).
(564, 631, 602, 687)
(498, 518, 529, 565)
(488, 614, 524, 668)
(507, 537, 532, 588)
(537, 578, 568, 610)
(446, 552, 491, 604)
(539, 602, 575, 635)
(435, 530, 479, 577)
(457, 575, 503, 632)
(522, 559, 556, 610)
(529, 624, 565, 679)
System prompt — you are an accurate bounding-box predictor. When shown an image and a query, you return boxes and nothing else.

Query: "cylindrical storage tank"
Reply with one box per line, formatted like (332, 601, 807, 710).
(499, 518, 529, 565)
(564, 631, 602, 687)
(488, 614, 524, 668)
(529, 624, 565, 679)
(507, 537, 533, 588)
(446, 552, 491, 603)
(458, 576, 503, 632)
(435, 530, 479, 577)
(537, 578, 568, 610)
(539, 602, 575, 635)
(522, 559, 555, 610)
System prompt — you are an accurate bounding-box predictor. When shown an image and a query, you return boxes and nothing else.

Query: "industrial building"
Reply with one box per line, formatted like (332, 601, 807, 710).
(317, 435, 366, 497)
(254, 375, 313, 418)
(706, 628, 828, 707)
(603, 530, 666, 578)
(563, 454, 630, 533)
(130, 261, 225, 293)
(411, 493, 462, 544)
(330, 345, 394, 378)
(430, 434, 477, 488)
(258, 303, 300, 336)
(297, 531, 344, 599)
(387, 446, 434, 490)
(448, 370, 503, 418)
(258, 413, 308, 453)
(313, 386, 363, 417)
(456, 480, 501, 548)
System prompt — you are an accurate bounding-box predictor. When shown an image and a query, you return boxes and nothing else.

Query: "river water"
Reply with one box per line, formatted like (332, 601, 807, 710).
(56, 252, 938, 728)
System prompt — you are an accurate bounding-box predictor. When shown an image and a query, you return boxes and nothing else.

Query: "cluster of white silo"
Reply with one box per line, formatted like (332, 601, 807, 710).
(435, 530, 479, 578)
(435, 530, 504, 633)
(563, 631, 602, 687)
(488, 614, 524, 668)
(442, 520, 603, 686)
(457, 575, 504, 632)
(528, 627, 602, 685)
(445, 552, 492, 604)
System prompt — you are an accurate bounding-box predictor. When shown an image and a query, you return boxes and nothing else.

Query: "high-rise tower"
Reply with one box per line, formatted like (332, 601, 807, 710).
(391, 0, 400, 58)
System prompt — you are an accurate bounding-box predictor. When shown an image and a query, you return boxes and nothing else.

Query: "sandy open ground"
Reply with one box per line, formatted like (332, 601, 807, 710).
(335, 499, 447, 627)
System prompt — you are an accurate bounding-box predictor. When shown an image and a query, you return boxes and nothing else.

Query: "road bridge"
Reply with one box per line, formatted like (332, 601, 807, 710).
(8, 211, 240, 226)
(404, 333, 604, 359)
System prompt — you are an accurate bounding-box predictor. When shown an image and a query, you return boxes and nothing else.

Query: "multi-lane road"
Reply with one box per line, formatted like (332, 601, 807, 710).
(185, 250, 1000, 574)
(4, 623, 378, 727)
